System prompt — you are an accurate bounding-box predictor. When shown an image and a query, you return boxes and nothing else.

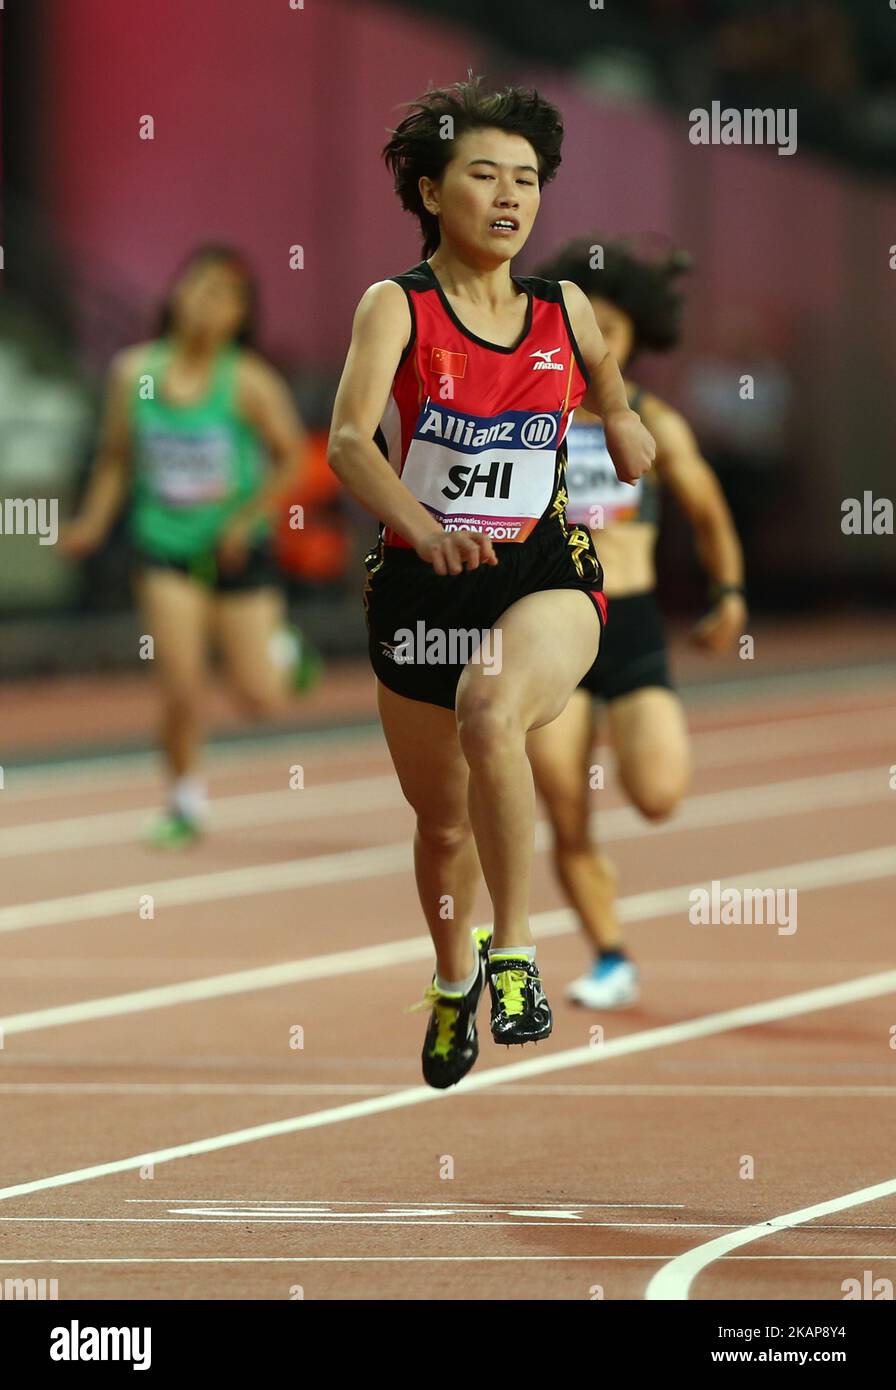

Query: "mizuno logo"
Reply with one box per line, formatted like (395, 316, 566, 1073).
(530, 347, 564, 371)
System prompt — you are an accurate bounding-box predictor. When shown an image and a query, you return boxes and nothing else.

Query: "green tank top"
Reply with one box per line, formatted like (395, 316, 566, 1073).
(129, 340, 268, 560)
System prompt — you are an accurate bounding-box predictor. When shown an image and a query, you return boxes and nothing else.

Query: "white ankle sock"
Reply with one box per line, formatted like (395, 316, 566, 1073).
(435, 934, 481, 995)
(489, 945, 536, 964)
(170, 776, 208, 824)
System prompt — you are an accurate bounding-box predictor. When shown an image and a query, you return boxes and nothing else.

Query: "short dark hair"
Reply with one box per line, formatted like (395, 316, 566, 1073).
(383, 75, 564, 258)
(535, 235, 692, 354)
(156, 243, 258, 347)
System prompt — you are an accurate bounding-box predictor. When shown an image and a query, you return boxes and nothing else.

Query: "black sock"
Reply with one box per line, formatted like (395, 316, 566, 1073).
(599, 948, 628, 965)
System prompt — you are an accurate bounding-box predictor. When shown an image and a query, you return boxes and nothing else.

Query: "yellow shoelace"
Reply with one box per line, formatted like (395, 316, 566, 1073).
(407, 986, 460, 1059)
(493, 967, 528, 1018)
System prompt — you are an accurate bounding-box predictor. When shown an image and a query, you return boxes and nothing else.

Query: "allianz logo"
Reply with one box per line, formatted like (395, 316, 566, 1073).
(416, 405, 559, 450)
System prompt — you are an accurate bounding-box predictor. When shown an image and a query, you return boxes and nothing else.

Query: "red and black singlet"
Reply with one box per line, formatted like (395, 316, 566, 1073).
(374, 261, 591, 548)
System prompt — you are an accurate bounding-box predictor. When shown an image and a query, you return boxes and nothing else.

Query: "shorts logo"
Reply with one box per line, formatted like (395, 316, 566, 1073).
(381, 624, 502, 673)
(530, 348, 564, 371)
(430, 347, 468, 378)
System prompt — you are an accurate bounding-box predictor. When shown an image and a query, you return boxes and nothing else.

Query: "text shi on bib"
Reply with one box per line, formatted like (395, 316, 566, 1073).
(399, 400, 564, 543)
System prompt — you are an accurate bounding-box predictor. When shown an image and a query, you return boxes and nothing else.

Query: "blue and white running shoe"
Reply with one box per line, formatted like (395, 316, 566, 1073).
(566, 956, 639, 1009)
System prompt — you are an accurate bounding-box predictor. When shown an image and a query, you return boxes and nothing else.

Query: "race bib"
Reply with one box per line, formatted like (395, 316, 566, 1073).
(141, 428, 235, 505)
(399, 402, 562, 543)
(564, 423, 642, 527)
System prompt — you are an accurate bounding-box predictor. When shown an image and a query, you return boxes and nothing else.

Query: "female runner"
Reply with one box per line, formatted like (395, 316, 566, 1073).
(61, 245, 316, 845)
(328, 80, 655, 1087)
(527, 236, 746, 1008)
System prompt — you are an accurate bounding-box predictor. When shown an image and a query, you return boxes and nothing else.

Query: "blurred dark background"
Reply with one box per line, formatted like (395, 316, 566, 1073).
(1, 0, 894, 677)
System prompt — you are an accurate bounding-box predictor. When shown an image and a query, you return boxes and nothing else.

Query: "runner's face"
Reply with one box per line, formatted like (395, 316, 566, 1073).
(171, 261, 249, 344)
(589, 297, 635, 370)
(423, 127, 541, 262)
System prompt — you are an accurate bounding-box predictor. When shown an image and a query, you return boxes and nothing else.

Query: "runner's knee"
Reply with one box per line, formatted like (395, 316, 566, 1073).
(416, 815, 472, 854)
(540, 782, 591, 854)
(629, 776, 686, 823)
(456, 694, 523, 762)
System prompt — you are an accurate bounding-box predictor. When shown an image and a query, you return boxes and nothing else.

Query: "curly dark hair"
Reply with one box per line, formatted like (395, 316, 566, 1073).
(383, 75, 564, 258)
(155, 243, 258, 347)
(535, 235, 693, 354)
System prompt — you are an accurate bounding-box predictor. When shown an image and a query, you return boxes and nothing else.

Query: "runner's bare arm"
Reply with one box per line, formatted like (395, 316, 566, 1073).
(58, 346, 142, 556)
(234, 353, 308, 528)
(328, 282, 497, 575)
(647, 397, 747, 651)
(559, 281, 656, 486)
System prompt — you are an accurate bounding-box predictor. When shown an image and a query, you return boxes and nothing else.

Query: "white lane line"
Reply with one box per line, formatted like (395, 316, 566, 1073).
(3, 1255, 896, 1265)
(5, 661, 889, 806)
(0, 842, 409, 934)
(0, 726, 382, 798)
(0, 777, 401, 857)
(1, 965, 896, 1205)
(1, 1216, 894, 1231)
(0, 1218, 788, 1229)
(683, 663, 896, 706)
(0, 957, 888, 980)
(0, 768, 889, 933)
(0, 1083, 408, 1096)
(486, 1084, 896, 1098)
(690, 712, 895, 770)
(1, 845, 893, 1038)
(123, 1199, 682, 1207)
(0, 1082, 894, 1098)
(4, 709, 892, 850)
(3, 750, 889, 856)
(645, 1176, 896, 1301)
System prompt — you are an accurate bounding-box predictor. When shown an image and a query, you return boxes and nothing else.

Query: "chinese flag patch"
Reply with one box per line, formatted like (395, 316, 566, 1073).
(431, 346, 468, 378)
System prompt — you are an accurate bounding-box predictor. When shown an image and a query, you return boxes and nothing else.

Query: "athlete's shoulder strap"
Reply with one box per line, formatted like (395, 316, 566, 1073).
(389, 261, 434, 292)
(142, 337, 169, 378)
(512, 273, 562, 303)
(385, 262, 431, 369)
(210, 344, 242, 412)
(132, 339, 169, 409)
(516, 274, 590, 389)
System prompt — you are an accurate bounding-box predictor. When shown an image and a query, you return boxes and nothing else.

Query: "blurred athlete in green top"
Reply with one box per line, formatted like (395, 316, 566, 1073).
(61, 245, 319, 845)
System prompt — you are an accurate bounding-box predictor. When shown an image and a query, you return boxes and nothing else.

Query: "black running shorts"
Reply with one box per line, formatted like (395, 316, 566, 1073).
(578, 590, 672, 702)
(132, 540, 282, 594)
(363, 516, 607, 710)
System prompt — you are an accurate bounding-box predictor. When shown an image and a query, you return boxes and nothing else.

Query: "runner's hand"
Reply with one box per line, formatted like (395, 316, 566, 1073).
(416, 529, 498, 576)
(690, 594, 748, 652)
(57, 518, 105, 558)
(604, 408, 656, 485)
(216, 518, 254, 574)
